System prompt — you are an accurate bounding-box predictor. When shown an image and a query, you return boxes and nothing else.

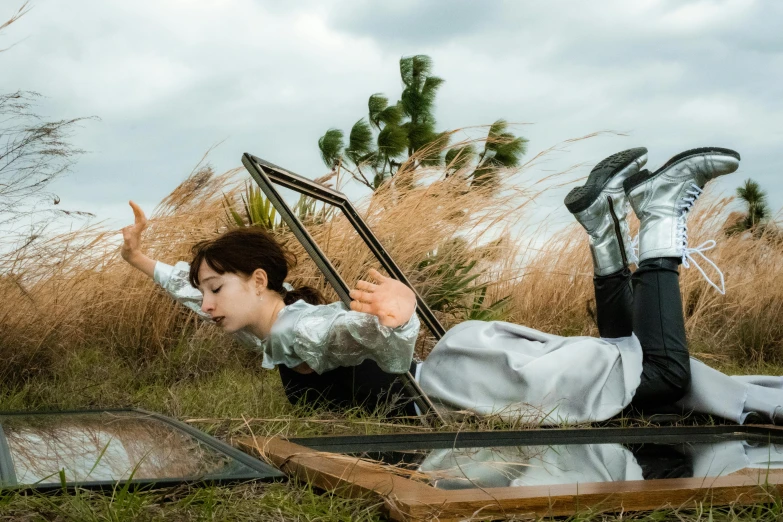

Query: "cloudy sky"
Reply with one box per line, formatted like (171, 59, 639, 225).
(2, 0, 781, 229)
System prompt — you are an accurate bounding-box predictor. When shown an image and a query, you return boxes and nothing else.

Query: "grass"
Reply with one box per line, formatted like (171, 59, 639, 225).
(4, 465, 783, 522)
(1, 141, 783, 519)
(0, 482, 388, 521)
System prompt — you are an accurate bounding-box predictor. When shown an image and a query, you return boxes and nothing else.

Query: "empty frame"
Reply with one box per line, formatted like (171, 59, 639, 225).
(241, 153, 444, 424)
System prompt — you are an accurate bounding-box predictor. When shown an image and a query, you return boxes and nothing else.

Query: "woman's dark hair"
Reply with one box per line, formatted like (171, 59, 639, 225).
(188, 227, 325, 306)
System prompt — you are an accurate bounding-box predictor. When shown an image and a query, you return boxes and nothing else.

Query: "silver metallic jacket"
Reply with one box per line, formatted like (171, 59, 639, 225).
(153, 262, 419, 374)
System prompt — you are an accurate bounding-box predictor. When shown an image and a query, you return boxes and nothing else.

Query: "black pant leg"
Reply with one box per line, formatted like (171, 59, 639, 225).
(593, 268, 634, 338)
(277, 360, 419, 418)
(631, 258, 691, 408)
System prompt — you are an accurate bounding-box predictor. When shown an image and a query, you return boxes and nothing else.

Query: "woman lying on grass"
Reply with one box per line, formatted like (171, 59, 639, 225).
(122, 146, 783, 425)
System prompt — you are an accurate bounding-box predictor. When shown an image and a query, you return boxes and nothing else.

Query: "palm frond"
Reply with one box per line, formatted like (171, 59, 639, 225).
(399, 55, 434, 90)
(487, 119, 510, 142)
(377, 104, 403, 127)
(317, 128, 344, 169)
(377, 124, 408, 158)
(472, 120, 528, 186)
(345, 119, 374, 164)
(419, 132, 449, 167)
(421, 76, 445, 106)
(368, 94, 389, 130)
(404, 121, 437, 154)
(494, 135, 528, 167)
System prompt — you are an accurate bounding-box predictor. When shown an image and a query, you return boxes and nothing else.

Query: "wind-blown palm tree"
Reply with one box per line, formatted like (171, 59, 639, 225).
(725, 178, 775, 237)
(452, 120, 528, 187)
(318, 55, 526, 190)
(737, 179, 770, 230)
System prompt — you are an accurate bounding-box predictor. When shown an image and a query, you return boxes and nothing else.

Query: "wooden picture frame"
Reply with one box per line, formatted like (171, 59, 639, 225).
(239, 426, 783, 521)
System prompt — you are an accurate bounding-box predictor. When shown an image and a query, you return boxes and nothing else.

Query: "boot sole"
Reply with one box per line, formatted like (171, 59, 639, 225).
(623, 146, 741, 193)
(658, 146, 740, 171)
(564, 147, 648, 214)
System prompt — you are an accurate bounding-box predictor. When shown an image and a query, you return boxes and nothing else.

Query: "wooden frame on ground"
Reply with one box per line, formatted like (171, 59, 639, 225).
(239, 425, 783, 521)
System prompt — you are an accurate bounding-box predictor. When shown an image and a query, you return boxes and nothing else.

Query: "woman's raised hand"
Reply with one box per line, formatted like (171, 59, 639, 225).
(349, 269, 416, 328)
(120, 201, 156, 278)
(121, 201, 148, 262)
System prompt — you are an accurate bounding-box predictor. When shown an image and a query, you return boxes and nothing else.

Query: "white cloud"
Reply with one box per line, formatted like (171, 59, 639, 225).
(659, 0, 755, 32)
(1, 0, 781, 230)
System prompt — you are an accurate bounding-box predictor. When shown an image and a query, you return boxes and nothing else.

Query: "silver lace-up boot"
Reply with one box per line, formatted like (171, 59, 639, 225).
(624, 147, 740, 293)
(565, 147, 648, 276)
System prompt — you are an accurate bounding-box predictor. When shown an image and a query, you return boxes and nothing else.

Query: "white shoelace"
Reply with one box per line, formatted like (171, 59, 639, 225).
(676, 184, 726, 294)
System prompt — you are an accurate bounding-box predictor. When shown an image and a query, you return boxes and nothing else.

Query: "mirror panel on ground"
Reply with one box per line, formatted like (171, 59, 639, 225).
(295, 427, 783, 490)
(348, 437, 783, 490)
(0, 410, 283, 489)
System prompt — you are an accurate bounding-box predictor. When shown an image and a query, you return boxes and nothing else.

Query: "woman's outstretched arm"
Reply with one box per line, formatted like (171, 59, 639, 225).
(278, 270, 420, 375)
(120, 200, 156, 278)
(119, 201, 207, 319)
(118, 202, 272, 359)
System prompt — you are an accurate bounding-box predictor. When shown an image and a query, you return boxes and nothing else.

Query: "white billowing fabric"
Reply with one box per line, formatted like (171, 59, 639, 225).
(153, 261, 418, 374)
(418, 321, 644, 425)
(737, 375, 783, 423)
(418, 319, 783, 425)
(677, 360, 783, 424)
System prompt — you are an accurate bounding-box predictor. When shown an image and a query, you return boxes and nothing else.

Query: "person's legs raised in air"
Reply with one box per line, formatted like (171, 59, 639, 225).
(625, 147, 740, 408)
(565, 147, 648, 338)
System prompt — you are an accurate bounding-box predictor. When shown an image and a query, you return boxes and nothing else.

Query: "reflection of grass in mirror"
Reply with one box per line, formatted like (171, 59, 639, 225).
(3, 413, 231, 484)
(29, 439, 112, 489)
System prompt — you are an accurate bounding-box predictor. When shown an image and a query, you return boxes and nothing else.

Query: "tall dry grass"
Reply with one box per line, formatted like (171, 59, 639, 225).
(0, 165, 250, 384)
(1, 142, 782, 395)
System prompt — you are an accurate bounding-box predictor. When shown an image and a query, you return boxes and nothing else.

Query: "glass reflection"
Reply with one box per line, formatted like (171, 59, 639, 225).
(352, 439, 783, 490)
(0, 412, 253, 486)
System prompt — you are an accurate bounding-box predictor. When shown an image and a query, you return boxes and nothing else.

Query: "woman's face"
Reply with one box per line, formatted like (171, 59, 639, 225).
(197, 261, 261, 333)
